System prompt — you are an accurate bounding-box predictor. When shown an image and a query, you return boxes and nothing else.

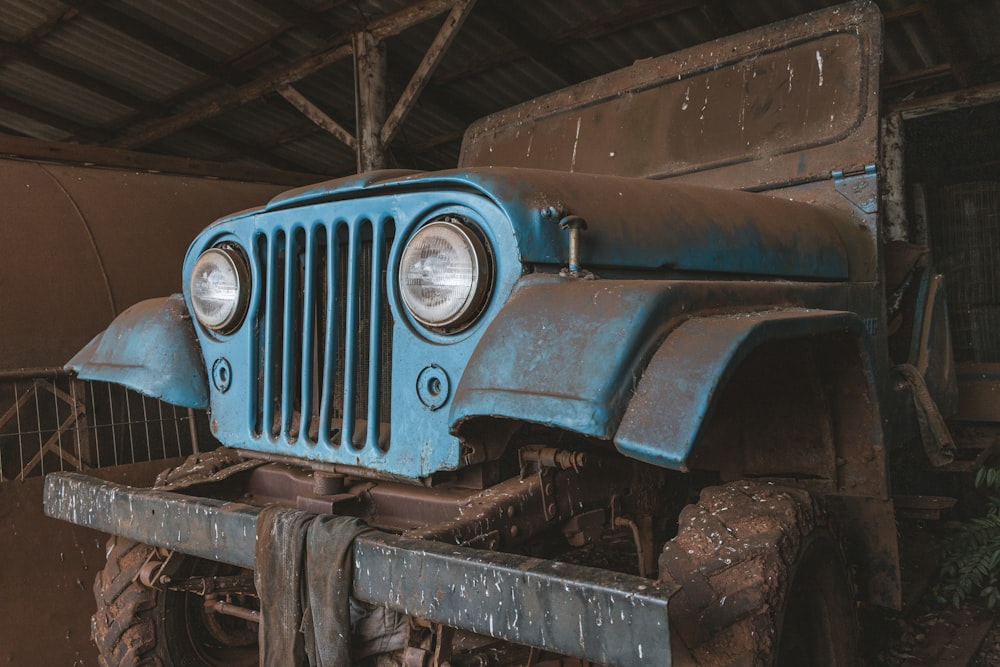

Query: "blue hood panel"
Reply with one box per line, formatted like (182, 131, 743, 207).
(262, 167, 853, 281)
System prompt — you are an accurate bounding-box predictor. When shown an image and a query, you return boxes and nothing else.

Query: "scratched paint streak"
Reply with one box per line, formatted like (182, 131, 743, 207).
(569, 117, 582, 172)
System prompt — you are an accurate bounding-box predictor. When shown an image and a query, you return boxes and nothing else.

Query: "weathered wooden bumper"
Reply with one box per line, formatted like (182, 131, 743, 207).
(44, 472, 673, 666)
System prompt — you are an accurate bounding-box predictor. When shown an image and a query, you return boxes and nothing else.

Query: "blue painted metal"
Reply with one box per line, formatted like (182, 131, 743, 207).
(451, 276, 683, 439)
(833, 164, 879, 214)
(44, 471, 675, 667)
(185, 192, 523, 478)
(263, 167, 854, 280)
(66, 295, 208, 409)
(185, 160, 868, 477)
(614, 309, 873, 470)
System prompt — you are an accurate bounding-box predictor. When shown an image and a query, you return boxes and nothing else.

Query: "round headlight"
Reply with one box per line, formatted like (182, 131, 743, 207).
(398, 217, 492, 331)
(189, 246, 250, 334)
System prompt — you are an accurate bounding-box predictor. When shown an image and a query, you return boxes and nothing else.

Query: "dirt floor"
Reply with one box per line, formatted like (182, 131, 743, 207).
(864, 518, 1000, 666)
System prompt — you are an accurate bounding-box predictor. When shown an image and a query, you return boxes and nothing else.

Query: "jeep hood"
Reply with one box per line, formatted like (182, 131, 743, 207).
(260, 167, 854, 281)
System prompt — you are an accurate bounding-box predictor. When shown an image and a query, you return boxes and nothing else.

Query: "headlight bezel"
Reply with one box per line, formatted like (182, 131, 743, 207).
(189, 243, 251, 336)
(397, 214, 494, 335)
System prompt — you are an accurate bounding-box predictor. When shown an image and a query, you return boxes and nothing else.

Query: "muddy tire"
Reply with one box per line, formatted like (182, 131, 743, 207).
(658, 481, 857, 667)
(92, 536, 257, 667)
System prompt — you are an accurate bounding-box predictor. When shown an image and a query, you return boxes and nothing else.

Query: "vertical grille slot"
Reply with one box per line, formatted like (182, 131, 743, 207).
(253, 218, 394, 453)
(299, 225, 322, 443)
(261, 230, 285, 439)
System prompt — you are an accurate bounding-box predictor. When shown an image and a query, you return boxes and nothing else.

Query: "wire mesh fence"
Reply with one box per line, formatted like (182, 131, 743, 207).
(0, 369, 202, 482)
(929, 180, 1000, 363)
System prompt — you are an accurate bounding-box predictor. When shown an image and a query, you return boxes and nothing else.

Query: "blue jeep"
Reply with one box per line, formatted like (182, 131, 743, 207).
(47, 3, 956, 665)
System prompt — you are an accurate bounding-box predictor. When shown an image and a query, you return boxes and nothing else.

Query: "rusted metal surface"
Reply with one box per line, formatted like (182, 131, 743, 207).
(0, 157, 285, 370)
(828, 495, 903, 609)
(461, 2, 881, 194)
(245, 452, 640, 555)
(44, 471, 676, 666)
(615, 310, 880, 479)
(954, 363, 1000, 422)
(355, 534, 673, 667)
(0, 459, 180, 667)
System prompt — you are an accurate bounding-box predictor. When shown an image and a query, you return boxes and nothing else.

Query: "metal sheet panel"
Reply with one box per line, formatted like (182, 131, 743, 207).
(461, 2, 882, 192)
(614, 309, 870, 469)
(0, 157, 286, 370)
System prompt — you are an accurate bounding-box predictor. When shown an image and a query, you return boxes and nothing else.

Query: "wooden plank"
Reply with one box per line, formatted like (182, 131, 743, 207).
(892, 80, 1000, 119)
(0, 133, 322, 185)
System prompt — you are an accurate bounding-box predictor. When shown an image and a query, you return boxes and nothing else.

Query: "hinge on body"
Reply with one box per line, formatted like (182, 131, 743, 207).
(832, 163, 878, 214)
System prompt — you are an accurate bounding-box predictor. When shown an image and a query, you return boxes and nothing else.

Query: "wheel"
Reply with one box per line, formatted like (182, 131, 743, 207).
(92, 536, 258, 667)
(658, 481, 857, 667)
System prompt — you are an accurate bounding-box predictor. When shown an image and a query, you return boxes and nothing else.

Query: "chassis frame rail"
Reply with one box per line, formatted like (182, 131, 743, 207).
(44, 472, 674, 666)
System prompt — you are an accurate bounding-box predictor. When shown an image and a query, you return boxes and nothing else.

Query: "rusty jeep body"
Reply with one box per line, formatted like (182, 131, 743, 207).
(45, 3, 960, 665)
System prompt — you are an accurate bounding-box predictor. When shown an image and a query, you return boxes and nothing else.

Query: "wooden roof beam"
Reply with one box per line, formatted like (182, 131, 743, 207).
(278, 85, 357, 150)
(110, 0, 461, 151)
(380, 0, 476, 147)
(0, 132, 321, 185)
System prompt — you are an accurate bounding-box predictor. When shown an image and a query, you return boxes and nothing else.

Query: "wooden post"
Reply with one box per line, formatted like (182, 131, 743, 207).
(882, 112, 907, 242)
(354, 31, 388, 172)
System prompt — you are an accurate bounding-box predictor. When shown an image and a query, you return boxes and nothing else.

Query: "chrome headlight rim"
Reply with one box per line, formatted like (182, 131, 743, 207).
(189, 244, 251, 336)
(398, 215, 494, 334)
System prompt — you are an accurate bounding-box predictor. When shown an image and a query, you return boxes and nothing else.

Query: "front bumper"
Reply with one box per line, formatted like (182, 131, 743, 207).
(45, 472, 674, 666)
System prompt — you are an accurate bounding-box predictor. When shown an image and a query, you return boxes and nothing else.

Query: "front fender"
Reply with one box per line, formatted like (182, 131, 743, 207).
(614, 309, 875, 470)
(66, 295, 209, 409)
(450, 276, 680, 440)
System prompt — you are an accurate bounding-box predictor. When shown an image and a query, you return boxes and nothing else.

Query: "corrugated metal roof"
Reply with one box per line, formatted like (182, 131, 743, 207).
(0, 0, 999, 177)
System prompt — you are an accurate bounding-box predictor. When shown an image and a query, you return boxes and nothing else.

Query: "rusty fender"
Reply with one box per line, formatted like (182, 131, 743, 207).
(44, 472, 676, 666)
(616, 308, 879, 471)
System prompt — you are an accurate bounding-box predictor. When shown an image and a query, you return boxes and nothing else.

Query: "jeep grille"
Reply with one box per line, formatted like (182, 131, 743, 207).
(252, 219, 394, 451)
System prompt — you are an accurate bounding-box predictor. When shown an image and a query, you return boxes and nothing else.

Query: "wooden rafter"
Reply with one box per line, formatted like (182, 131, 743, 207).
(278, 86, 357, 150)
(380, 0, 476, 147)
(109, 0, 461, 151)
(0, 133, 321, 185)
